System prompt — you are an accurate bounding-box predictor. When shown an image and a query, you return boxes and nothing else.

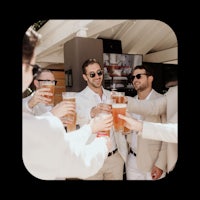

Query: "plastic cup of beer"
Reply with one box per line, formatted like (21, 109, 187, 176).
(96, 111, 112, 137)
(62, 92, 77, 132)
(96, 98, 113, 137)
(111, 91, 125, 103)
(112, 103, 127, 133)
(40, 81, 55, 106)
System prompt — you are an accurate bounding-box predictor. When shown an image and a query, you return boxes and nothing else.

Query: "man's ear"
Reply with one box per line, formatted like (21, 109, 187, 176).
(83, 74, 88, 82)
(149, 75, 153, 82)
(34, 79, 39, 88)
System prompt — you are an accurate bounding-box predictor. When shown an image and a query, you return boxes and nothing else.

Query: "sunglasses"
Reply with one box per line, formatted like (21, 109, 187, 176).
(37, 79, 58, 85)
(29, 64, 42, 77)
(87, 69, 103, 78)
(131, 73, 148, 81)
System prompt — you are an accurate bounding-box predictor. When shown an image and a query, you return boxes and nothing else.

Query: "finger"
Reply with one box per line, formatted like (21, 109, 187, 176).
(118, 114, 125, 119)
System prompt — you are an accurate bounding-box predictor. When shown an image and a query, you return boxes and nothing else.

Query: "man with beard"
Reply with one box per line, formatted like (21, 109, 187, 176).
(76, 58, 128, 180)
(125, 64, 167, 180)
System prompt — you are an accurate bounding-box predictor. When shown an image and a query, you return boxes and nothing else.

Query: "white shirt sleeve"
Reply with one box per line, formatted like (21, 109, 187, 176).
(23, 112, 108, 180)
(23, 94, 35, 114)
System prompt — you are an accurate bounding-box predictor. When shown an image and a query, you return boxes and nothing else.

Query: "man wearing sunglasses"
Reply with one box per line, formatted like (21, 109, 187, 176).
(76, 58, 128, 180)
(23, 69, 57, 115)
(125, 64, 168, 180)
(123, 66, 178, 175)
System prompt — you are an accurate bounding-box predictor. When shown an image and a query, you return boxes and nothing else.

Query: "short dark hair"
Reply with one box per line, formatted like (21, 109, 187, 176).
(22, 27, 41, 64)
(133, 64, 154, 77)
(82, 58, 102, 74)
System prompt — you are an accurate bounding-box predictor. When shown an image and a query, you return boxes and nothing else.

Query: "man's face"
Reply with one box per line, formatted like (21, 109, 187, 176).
(83, 63, 103, 89)
(35, 72, 56, 89)
(132, 69, 151, 92)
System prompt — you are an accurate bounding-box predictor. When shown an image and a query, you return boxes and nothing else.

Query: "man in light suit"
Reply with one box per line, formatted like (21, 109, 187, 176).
(126, 64, 167, 180)
(124, 82, 178, 173)
(76, 58, 128, 180)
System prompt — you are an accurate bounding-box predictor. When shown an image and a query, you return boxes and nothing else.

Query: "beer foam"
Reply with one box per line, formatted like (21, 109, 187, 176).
(112, 103, 127, 108)
(64, 97, 76, 100)
(63, 97, 76, 102)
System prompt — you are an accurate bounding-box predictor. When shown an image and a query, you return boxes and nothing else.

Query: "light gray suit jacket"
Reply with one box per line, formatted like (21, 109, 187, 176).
(127, 89, 167, 173)
(127, 86, 178, 173)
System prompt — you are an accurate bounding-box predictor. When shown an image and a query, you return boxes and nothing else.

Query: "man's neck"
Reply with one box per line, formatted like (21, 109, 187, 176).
(138, 88, 152, 100)
(88, 85, 103, 97)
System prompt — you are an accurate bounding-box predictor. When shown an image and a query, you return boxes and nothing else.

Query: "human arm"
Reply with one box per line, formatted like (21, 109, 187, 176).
(23, 88, 54, 115)
(89, 113, 113, 133)
(23, 111, 110, 180)
(141, 120, 177, 143)
(127, 95, 167, 116)
(61, 124, 110, 179)
(118, 114, 177, 143)
(50, 100, 75, 118)
(26, 88, 53, 109)
(23, 95, 34, 113)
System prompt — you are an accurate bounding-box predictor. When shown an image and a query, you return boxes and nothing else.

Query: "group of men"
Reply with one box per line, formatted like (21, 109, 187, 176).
(22, 27, 177, 180)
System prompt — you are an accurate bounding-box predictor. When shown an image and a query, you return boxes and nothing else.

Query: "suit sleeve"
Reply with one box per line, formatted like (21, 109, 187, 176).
(127, 95, 167, 116)
(140, 120, 177, 143)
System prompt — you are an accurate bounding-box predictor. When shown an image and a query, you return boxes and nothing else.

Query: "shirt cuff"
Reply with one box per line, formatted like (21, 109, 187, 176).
(25, 101, 34, 113)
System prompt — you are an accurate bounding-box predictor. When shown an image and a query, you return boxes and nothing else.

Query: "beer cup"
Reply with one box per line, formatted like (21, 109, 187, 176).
(96, 111, 112, 137)
(110, 91, 130, 133)
(62, 92, 77, 132)
(111, 91, 125, 103)
(112, 103, 127, 133)
(96, 98, 113, 137)
(40, 81, 55, 106)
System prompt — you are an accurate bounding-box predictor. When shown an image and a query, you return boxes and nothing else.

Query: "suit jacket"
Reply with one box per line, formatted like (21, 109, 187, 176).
(141, 120, 177, 143)
(127, 86, 178, 173)
(76, 86, 128, 163)
(127, 89, 167, 173)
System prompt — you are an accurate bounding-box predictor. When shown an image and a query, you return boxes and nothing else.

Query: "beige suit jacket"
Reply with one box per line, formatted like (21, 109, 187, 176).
(127, 86, 178, 173)
(127, 89, 167, 172)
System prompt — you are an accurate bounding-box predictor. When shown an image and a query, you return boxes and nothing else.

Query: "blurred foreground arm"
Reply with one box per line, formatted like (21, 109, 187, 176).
(118, 114, 177, 143)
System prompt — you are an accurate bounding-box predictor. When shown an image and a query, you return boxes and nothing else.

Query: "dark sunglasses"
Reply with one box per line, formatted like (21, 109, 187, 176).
(29, 64, 42, 77)
(87, 69, 103, 78)
(131, 73, 148, 81)
(37, 79, 58, 85)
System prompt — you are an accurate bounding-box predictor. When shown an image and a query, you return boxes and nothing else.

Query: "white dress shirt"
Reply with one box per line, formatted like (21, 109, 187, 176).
(23, 111, 109, 180)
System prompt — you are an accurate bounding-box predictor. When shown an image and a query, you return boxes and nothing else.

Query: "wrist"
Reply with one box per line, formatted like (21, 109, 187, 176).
(28, 99, 35, 109)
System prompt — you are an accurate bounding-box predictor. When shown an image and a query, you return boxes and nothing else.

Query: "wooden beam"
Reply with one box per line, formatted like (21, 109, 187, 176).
(143, 47, 178, 63)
